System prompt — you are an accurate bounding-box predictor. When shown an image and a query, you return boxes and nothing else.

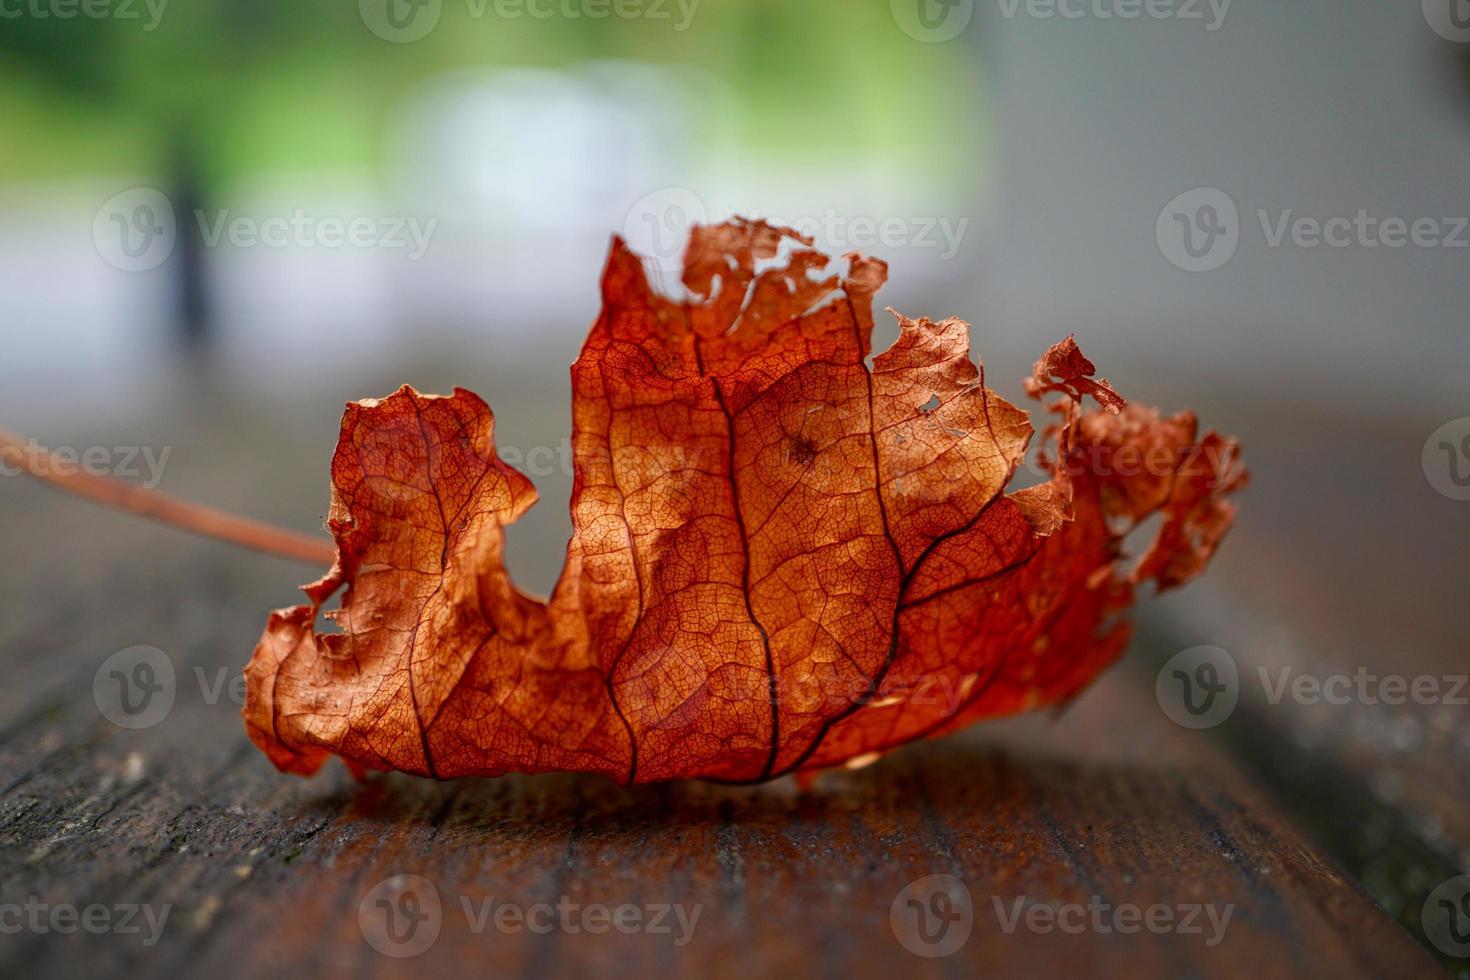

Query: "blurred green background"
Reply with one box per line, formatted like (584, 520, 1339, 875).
(0, 0, 992, 423)
(0, 2, 984, 191)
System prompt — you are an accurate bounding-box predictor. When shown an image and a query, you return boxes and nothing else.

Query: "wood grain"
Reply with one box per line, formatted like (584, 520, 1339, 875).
(0, 399, 1454, 980)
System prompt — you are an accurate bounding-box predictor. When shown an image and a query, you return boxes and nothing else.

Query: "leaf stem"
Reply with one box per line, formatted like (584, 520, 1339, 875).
(0, 426, 335, 566)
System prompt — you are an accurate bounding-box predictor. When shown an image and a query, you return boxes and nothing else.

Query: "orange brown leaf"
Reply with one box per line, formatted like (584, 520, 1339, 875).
(244, 219, 1245, 784)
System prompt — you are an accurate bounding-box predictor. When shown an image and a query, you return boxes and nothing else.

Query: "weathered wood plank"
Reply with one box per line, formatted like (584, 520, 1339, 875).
(0, 397, 1453, 979)
(0, 568, 1439, 979)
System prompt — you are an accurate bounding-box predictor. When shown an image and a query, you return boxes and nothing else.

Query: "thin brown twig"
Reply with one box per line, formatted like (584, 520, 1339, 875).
(0, 426, 335, 566)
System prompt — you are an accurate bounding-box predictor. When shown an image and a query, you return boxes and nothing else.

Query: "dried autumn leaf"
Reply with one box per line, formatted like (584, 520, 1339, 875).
(244, 219, 1245, 784)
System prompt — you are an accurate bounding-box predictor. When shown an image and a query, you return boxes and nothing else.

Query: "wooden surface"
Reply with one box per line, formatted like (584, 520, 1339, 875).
(1, 382, 1464, 979)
